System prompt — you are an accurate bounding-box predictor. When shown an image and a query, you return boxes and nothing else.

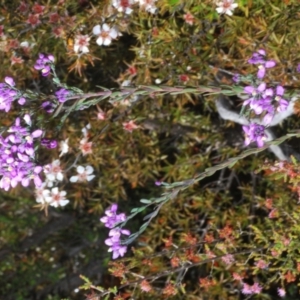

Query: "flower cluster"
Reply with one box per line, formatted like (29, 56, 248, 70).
(240, 50, 289, 147)
(100, 204, 130, 259)
(34, 144, 71, 207)
(33, 123, 94, 208)
(243, 82, 288, 125)
(34, 53, 54, 76)
(0, 77, 26, 112)
(0, 115, 43, 191)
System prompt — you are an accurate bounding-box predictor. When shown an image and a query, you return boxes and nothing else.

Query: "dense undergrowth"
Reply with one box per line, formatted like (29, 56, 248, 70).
(1, 0, 300, 299)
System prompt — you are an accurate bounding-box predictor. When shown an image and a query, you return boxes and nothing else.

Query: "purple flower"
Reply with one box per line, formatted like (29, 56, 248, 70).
(0, 117, 44, 190)
(55, 88, 70, 103)
(100, 204, 130, 259)
(242, 123, 266, 148)
(109, 243, 128, 260)
(232, 73, 241, 83)
(248, 49, 276, 79)
(105, 228, 130, 259)
(34, 53, 54, 77)
(297, 64, 300, 73)
(248, 49, 267, 64)
(257, 61, 276, 79)
(41, 101, 56, 113)
(274, 85, 289, 112)
(100, 204, 126, 228)
(22, 165, 43, 187)
(18, 97, 26, 105)
(41, 138, 57, 149)
(4, 77, 15, 86)
(262, 104, 275, 125)
(0, 77, 24, 112)
(243, 82, 266, 108)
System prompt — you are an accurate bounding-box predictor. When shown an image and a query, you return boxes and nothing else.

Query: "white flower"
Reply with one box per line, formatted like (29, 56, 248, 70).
(70, 165, 95, 182)
(92, 24, 119, 46)
(23, 114, 32, 126)
(112, 0, 134, 14)
(121, 80, 131, 87)
(44, 187, 69, 207)
(216, 0, 238, 16)
(74, 34, 90, 54)
(35, 183, 49, 204)
(43, 159, 64, 186)
(135, 0, 157, 14)
(80, 124, 92, 155)
(20, 41, 30, 48)
(81, 123, 91, 137)
(59, 138, 69, 157)
(20, 40, 35, 49)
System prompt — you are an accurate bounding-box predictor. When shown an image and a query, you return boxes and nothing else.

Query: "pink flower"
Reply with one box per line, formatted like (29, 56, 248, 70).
(179, 74, 189, 83)
(26, 14, 41, 27)
(32, 3, 45, 14)
(123, 120, 138, 132)
(140, 280, 152, 292)
(18, 1, 28, 13)
(97, 111, 106, 120)
(79, 138, 93, 155)
(49, 12, 60, 23)
(11, 55, 24, 65)
(241, 282, 262, 295)
(278, 288, 286, 297)
(251, 282, 262, 294)
(255, 259, 269, 269)
(241, 283, 253, 295)
(221, 254, 235, 265)
(232, 272, 243, 281)
(183, 12, 195, 25)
